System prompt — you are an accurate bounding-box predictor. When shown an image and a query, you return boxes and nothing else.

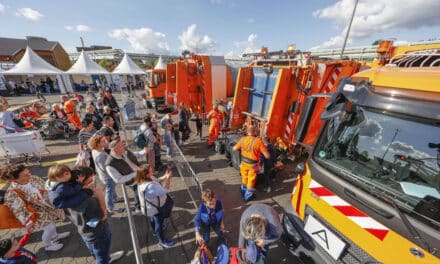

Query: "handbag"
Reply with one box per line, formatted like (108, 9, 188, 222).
(145, 193, 174, 219)
(0, 189, 38, 229)
(75, 150, 91, 167)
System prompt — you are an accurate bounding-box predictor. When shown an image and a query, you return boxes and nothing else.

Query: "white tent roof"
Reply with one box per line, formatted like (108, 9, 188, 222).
(3, 46, 63, 75)
(154, 56, 166, 70)
(66, 51, 109, 74)
(112, 53, 145, 74)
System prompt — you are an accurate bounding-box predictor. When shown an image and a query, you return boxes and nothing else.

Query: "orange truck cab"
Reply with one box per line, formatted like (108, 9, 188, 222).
(282, 50, 440, 263)
(144, 68, 169, 111)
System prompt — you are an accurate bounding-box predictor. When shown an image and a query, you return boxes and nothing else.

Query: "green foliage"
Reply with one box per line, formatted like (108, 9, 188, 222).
(98, 59, 115, 69)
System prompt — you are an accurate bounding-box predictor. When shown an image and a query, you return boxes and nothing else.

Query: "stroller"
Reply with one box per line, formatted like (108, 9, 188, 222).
(39, 118, 75, 139)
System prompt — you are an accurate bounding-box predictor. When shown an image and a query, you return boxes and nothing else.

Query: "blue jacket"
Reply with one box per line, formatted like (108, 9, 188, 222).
(46, 180, 92, 209)
(194, 199, 223, 232)
(0, 247, 36, 264)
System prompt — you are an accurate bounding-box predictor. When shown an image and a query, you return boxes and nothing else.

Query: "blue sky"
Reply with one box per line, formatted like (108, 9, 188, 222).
(1, 0, 439, 56)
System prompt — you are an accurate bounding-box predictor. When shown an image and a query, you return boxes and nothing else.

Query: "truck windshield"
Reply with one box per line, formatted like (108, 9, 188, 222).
(145, 72, 152, 87)
(314, 107, 440, 226)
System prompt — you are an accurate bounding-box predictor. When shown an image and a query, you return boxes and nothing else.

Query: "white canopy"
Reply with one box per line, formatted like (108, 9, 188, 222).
(112, 53, 145, 75)
(3, 46, 63, 75)
(66, 51, 109, 74)
(154, 56, 166, 70)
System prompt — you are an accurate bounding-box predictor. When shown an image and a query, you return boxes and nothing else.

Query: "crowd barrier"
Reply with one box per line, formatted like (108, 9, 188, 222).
(170, 137, 203, 210)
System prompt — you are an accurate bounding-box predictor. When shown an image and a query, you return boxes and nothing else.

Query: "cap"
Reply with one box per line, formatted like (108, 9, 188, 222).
(0, 238, 12, 257)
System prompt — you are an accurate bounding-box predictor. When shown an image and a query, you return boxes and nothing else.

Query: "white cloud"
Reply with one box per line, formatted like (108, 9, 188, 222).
(64, 25, 92, 32)
(312, 0, 440, 49)
(0, 3, 5, 13)
(109, 27, 170, 53)
(247, 18, 255, 23)
(76, 25, 92, 32)
(16, 7, 44, 21)
(178, 24, 217, 53)
(232, 33, 259, 55)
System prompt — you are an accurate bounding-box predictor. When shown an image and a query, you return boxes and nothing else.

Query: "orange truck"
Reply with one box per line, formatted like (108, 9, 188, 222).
(282, 47, 440, 263)
(165, 54, 233, 114)
(225, 47, 360, 168)
(144, 67, 169, 111)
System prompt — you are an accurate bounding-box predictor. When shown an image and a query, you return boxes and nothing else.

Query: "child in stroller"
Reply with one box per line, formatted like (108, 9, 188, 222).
(41, 103, 75, 139)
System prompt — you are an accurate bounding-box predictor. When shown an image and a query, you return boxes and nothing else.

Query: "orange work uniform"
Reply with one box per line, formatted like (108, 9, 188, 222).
(64, 99, 82, 130)
(207, 109, 223, 145)
(19, 110, 39, 128)
(234, 135, 268, 192)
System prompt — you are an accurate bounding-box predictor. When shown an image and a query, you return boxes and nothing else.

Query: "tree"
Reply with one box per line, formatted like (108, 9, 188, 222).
(372, 39, 382, 45)
(98, 59, 115, 70)
(182, 49, 191, 58)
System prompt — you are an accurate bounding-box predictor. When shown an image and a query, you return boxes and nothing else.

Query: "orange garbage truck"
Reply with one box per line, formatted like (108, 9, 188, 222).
(165, 54, 233, 114)
(225, 47, 360, 169)
(282, 49, 440, 263)
(144, 67, 170, 111)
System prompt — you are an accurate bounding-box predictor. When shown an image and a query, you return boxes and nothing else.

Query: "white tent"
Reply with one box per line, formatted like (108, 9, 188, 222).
(3, 46, 63, 75)
(66, 51, 109, 74)
(112, 53, 145, 75)
(154, 56, 166, 70)
(1, 46, 72, 93)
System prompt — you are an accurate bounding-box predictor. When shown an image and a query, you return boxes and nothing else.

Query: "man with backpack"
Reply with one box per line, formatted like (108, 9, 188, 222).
(137, 117, 157, 170)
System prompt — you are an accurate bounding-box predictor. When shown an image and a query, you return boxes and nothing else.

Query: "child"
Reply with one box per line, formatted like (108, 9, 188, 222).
(261, 138, 277, 193)
(173, 123, 180, 147)
(164, 123, 173, 158)
(194, 188, 226, 245)
(45, 165, 95, 210)
(47, 165, 123, 263)
(0, 225, 36, 264)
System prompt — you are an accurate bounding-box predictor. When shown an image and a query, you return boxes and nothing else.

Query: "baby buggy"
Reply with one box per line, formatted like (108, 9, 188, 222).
(39, 118, 75, 139)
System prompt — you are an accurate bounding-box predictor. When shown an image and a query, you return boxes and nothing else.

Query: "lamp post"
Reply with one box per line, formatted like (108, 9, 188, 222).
(340, 0, 359, 59)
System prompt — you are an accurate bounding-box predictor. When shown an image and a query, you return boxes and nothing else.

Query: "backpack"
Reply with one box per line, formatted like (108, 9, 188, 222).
(134, 128, 147, 149)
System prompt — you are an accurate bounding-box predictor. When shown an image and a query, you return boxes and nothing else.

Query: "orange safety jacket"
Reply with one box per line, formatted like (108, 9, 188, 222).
(236, 135, 267, 164)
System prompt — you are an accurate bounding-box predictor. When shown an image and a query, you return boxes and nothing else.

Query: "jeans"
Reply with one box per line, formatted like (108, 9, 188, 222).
(104, 177, 117, 211)
(166, 145, 172, 156)
(82, 222, 111, 264)
(149, 214, 165, 243)
(130, 184, 140, 210)
(201, 224, 225, 243)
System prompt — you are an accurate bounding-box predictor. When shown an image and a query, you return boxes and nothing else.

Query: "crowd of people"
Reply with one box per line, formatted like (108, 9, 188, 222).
(0, 89, 284, 264)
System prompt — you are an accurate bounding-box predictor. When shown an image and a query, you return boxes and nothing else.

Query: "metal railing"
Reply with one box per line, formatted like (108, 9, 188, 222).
(170, 137, 203, 210)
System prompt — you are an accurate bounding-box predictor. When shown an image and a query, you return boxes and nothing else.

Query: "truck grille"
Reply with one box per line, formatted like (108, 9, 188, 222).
(305, 206, 381, 264)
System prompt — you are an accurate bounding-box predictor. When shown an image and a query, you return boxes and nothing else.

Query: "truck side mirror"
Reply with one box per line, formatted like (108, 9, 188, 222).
(296, 96, 317, 143)
(295, 162, 305, 175)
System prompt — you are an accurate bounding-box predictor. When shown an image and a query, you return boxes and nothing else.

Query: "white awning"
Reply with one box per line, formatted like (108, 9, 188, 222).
(66, 51, 109, 74)
(3, 46, 63, 75)
(154, 56, 166, 70)
(112, 53, 145, 75)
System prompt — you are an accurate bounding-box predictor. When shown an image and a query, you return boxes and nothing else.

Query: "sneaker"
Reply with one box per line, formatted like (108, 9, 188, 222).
(108, 208, 125, 214)
(53, 231, 70, 242)
(113, 197, 124, 203)
(134, 208, 142, 214)
(109, 250, 125, 263)
(158, 240, 174, 248)
(265, 186, 272, 193)
(45, 242, 63, 251)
